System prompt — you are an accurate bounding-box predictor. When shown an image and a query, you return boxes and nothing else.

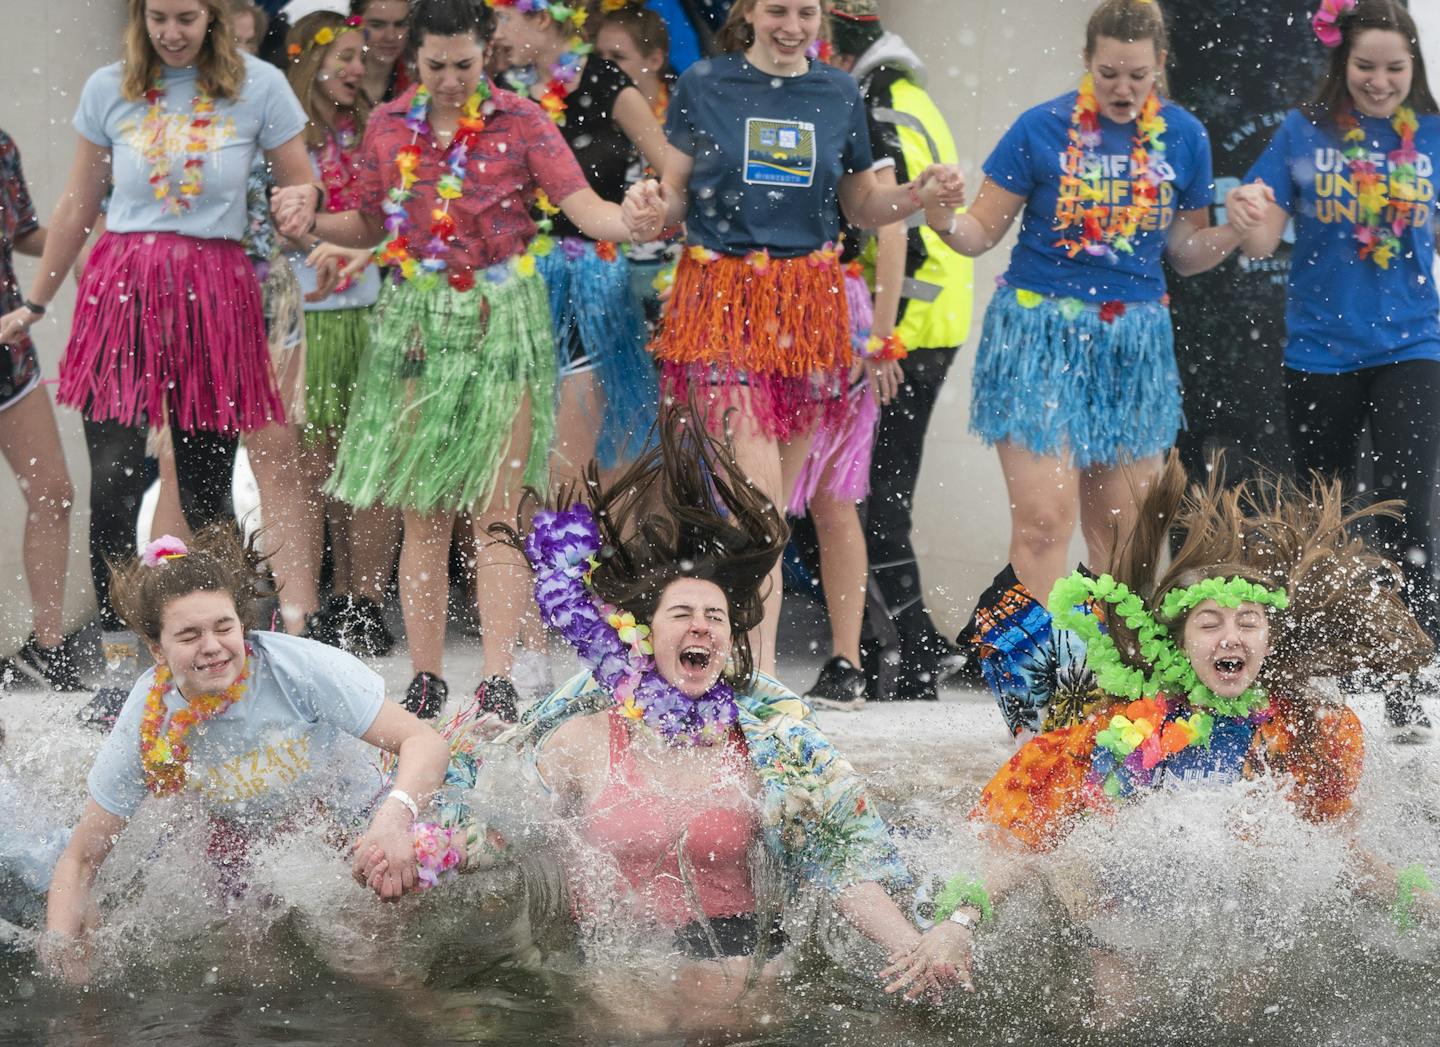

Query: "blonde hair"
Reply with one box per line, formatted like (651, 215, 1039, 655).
(714, 0, 830, 55)
(121, 0, 247, 102)
(287, 11, 372, 151)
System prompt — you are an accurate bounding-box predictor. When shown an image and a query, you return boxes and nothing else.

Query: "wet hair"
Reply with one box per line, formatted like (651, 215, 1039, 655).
(287, 11, 373, 151)
(1306, 0, 1438, 121)
(599, 3, 669, 61)
(492, 408, 790, 688)
(714, 0, 830, 56)
(1107, 453, 1433, 694)
(122, 0, 246, 102)
(109, 525, 274, 644)
(407, 0, 494, 48)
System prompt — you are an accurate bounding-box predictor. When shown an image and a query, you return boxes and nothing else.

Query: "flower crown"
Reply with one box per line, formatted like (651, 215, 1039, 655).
(486, 0, 588, 30)
(1312, 0, 1356, 48)
(141, 535, 189, 568)
(1049, 571, 1289, 718)
(287, 15, 365, 60)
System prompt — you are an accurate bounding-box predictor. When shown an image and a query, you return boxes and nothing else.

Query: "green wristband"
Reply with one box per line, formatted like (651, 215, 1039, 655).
(1393, 863, 1434, 933)
(932, 875, 993, 925)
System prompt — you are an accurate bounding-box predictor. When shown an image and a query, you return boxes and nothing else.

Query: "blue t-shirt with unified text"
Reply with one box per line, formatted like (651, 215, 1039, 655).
(74, 54, 306, 242)
(665, 52, 876, 258)
(984, 91, 1213, 302)
(1245, 108, 1440, 373)
(88, 631, 386, 821)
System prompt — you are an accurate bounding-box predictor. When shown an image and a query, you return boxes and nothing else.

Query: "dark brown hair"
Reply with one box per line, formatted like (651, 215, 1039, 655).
(287, 11, 372, 151)
(1307, 0, 1438, 120)
(109, 525, 274, 643)
(493, 409, 789, 688)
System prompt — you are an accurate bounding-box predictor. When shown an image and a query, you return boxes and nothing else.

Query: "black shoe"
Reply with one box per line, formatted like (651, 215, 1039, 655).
(404, 672, 448, 720)
(323, 595, 396, 657)
(805, 656, 868, 711)
(475, 676, 519, 724)
(16, 634, 85, 692)
(0, 658, 23, 690)
(1386, 686, 1434, 744)
(77, 686, 129, 732)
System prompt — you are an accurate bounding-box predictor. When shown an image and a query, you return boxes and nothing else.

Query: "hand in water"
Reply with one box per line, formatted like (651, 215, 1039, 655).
(878, 921, 974, 1001)
(39, 930, 92, 986)
(351, 803, 417, 899)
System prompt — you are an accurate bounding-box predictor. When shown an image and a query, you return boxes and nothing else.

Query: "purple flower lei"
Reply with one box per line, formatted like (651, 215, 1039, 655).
(524, 506, 739, 746)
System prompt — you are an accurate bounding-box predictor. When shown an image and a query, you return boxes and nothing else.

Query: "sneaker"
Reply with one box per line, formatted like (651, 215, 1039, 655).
(16, 634, 86, 692)
(512, 647, 554, 700)
(77, 687, 129, 732)
(805, 656, 867, 711)
(348, 596, 396, 657)
(404, 672, 448, 720)
(475, 676, 520, 723)
(1386, 686, 1435, 744)
(0, 658, 23, 690)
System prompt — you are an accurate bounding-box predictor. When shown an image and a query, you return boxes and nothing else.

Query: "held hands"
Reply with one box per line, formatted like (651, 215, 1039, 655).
(1224, 179, 1275, 234)
(916, 163, 967, 230)
(350, 800, 418, 900)
(622, 179, 666, 244)
(0, 305, 39, 348)
(878, 921, 974, 1002)
(305, 242, 372, 302)
(271, 183, 319, 241)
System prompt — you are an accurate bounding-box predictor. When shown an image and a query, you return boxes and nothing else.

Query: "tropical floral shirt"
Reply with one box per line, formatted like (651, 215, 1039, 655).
(474, 670, 910, 896)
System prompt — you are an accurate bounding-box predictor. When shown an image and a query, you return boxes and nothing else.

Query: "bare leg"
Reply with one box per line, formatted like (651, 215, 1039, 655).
(550, 369, 604, 492)
(246, 422, 323, 632)
(349, 502, 400, 605)
(472, 395, 537, 682)
(808, 491, 866, 665)
(399, 509, 457, 678)
(1077, 454, 1162, 574)
(996, 440, 1081, 603)
(0, 390, 74, 648)
(151, 433, 191, 543)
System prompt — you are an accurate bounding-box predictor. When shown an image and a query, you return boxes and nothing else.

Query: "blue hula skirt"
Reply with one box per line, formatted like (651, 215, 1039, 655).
(970, 284, 1182, 470)
(537, 239, 659, 469)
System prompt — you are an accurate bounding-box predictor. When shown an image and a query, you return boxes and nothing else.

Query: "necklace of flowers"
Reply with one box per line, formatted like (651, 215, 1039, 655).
(510, 34, 592, 125)
(1054, 73, 1166, 262)
(139, 76, 216, 216)
(1048, 571, 1288, 719)
(524, 505, 739, 747)
(139, 647, 253, 796)
(375, 81, 492, 289)
(1335, 104, 1419, 269)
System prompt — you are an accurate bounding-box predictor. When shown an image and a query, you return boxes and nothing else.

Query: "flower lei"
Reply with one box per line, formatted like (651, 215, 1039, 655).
(287, 14, 364, 61)
(1335, 105, 1420, 269)
(1054, 73, 1166, 262)
(139, 78, 216, 216)
(139, 648, 252, 796)
(1087, 693, 1218, 801)
(524, 505, 740, 746)
(1048, 572, 1288, 718)
(376, 81, 492, 289)
(488, 0, 591, 124)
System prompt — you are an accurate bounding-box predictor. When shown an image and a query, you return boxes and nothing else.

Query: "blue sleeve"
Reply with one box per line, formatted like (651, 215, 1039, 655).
(1244, 113, 1298, 214)
(664, 66, 699, 157)
(983, 108, 1039, 198)
(73, 65, 117, 147)
(253, 59, 307, 151)
(85, 674, 156, 818)
(269, 634, 386, 737)
(1176, 113, 1214, 212)
(841, 83, 875, 174)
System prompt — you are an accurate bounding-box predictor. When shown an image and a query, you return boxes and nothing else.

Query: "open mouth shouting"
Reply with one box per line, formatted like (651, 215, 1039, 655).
(679, 645, 714, 672)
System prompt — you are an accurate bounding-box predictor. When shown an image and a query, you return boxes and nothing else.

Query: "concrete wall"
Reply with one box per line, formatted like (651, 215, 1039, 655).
(0, 3, 125, 650)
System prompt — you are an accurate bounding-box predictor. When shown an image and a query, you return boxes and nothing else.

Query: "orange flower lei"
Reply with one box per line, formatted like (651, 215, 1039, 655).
(139, 648, 252, 796)
(1335, 105, 1419, 269)
(140, 78, 216, 216)
(1054, 73, 1167, 261)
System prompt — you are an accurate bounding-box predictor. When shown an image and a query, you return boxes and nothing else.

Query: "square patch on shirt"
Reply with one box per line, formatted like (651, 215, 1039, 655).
(744, 117, 816, 187)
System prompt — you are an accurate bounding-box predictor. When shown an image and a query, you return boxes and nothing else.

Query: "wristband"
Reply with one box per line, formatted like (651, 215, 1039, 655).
(1393, 863, 1434, 932)
(313, 182, 325, 211)
(22, 299, 45, 316)
(864, 333, 908, 362)
(933, 875, 993, 925)
(386, 788, 419, 820)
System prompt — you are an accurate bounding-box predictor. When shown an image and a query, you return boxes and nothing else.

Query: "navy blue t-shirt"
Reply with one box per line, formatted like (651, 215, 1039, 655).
(1245, 108, 1440, 373)
(984, 91, 1213, 302)
(665, 52, 875, 258)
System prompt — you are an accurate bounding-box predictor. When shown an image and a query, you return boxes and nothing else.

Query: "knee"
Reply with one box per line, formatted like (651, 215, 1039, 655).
(1011, 500, 1077, 550)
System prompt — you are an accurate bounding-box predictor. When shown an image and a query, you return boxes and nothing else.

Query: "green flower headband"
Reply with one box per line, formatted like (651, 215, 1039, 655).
(1048, 572, 1289, 718)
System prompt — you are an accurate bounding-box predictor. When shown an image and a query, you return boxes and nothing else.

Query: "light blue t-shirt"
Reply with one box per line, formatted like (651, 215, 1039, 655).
(88, 632, 386, 821)
(73, 54, 306, 242)
(1245, 108, 1440, 373)
(984, 91, 1213, 302)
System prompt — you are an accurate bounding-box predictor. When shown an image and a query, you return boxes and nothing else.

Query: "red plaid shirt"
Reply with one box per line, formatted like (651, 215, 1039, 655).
(351, 81, 588, 272)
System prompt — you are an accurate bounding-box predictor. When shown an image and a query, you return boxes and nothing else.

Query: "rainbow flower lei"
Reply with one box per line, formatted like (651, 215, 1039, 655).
(139, 647, 252, 796)
(376, 81, 493, 289)
(488, 0, 591, 124)
(139, 78, 216, 216)
(524, 505, 740, 746)
(1054, 73, 1167, 262)
(1335, 105, 1419, 269)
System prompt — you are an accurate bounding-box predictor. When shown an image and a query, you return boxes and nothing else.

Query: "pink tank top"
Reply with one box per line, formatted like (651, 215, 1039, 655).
(577, 711, 757, 928)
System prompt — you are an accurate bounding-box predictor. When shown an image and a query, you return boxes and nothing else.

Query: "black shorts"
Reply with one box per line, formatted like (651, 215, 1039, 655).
(0, 339, 39, 411)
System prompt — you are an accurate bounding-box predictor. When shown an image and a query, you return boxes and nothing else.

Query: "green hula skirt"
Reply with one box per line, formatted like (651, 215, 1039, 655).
(302, 306, 371, 440)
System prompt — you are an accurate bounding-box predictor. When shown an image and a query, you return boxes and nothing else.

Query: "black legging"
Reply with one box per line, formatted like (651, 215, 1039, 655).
(84, 418, 238, 629)
(1285, 359, 1440, 637)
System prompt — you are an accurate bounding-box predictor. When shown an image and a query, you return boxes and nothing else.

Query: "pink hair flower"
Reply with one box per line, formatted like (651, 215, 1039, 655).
(141, 534, 188, 567)
(1311, 0, 1355, 49)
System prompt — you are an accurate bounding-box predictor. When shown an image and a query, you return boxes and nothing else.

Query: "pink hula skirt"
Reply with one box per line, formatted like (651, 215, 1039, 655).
(787, 265, 880, 513)
(59, 231, 284, 433)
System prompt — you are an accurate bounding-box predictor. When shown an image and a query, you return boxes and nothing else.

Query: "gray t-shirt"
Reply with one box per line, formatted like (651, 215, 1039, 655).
(88, 632, 386, 821)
